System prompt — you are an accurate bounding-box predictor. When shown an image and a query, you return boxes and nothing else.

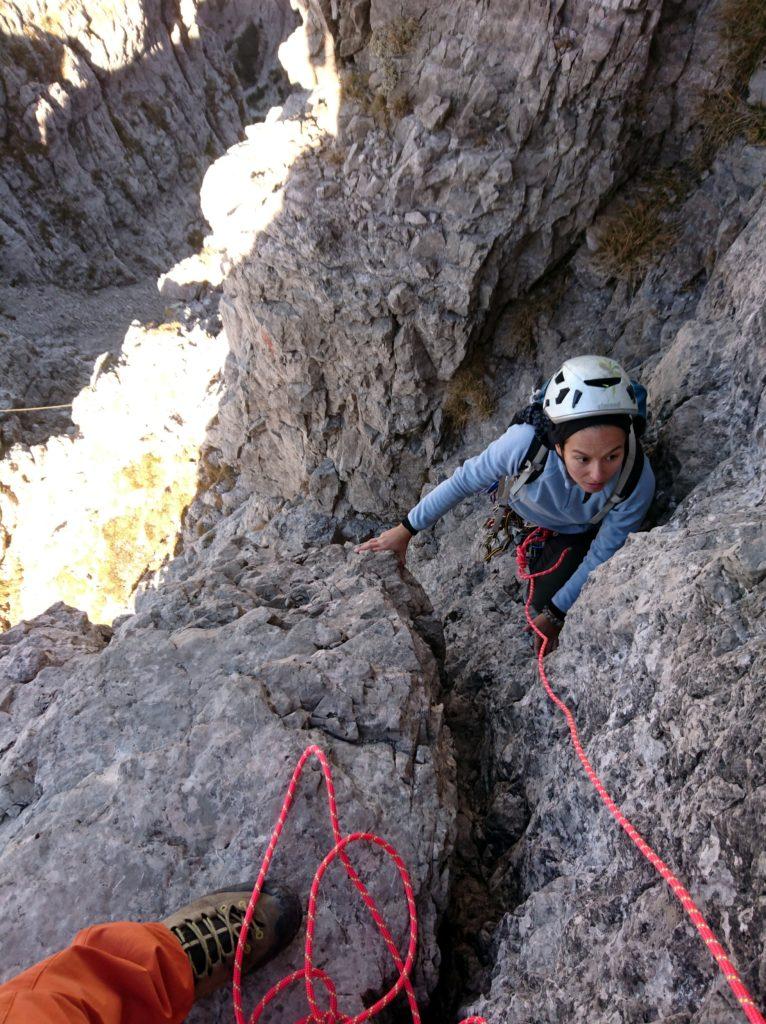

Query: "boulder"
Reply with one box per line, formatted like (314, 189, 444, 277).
(0, 503, 456, 1021)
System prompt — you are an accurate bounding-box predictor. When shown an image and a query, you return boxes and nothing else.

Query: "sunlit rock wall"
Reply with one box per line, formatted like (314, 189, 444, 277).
(0, 319, 227, 629)
(0, 0, 290, 285)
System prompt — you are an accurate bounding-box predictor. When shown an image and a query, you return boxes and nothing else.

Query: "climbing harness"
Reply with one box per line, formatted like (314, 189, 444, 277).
(232, 744, 487, 1024)
(516, 529, 765, 1024)
(482, 504, 535, 562)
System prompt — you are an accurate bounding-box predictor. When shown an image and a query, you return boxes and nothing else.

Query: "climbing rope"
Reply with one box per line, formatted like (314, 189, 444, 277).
(233, 744, 486, 1024)
(516, 528, 765, 1024)
(0, 402, 72, 414)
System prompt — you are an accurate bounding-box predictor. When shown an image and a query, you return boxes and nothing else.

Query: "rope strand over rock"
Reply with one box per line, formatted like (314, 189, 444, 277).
(232, 744, 487, 1024)
(516, 528, 765, 1024)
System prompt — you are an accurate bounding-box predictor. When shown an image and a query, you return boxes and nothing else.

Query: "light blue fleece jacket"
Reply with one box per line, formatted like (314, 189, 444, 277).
(406, 423, 655, 612)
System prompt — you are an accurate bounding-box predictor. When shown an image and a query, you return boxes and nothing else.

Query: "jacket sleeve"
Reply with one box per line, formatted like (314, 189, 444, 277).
(551, 458, 656, 613)
(406, 424, 536, 532)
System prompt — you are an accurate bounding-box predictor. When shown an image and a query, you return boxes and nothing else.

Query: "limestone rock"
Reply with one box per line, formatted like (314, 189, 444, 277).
(200, 0, 731, 521)
(0, 0, 298, 286)
(0, 504, 455, 1020)
(748, 60, 766, 108)
(399, 133, 766, 1023)
(0, 280, 164, 449)
(0, 602, 110, 687)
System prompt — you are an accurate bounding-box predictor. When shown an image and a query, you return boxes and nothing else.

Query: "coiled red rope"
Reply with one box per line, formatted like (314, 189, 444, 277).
(517, 528, 765, 1023)
(232, 743, 486, 1024)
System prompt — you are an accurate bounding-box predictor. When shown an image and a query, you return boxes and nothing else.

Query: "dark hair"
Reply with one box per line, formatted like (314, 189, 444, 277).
(512, 405, 633, 449)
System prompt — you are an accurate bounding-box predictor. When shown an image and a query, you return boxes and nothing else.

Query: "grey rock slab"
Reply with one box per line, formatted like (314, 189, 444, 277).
(0, 505, 455, 1022)
(748, 61, 766, 108)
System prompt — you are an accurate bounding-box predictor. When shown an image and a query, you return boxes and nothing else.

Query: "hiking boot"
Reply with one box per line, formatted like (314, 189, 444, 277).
(162, 881, 301, 999)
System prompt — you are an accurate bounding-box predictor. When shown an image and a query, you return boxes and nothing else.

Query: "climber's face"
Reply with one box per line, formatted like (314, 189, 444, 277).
(556, 425, 626, 493)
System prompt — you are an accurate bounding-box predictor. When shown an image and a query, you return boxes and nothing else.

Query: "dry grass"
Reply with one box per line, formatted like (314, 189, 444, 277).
(340, 68, 372, 106)
(695, 88, 766, 165)
(340, 65, 412, 130)
(388, 92, 414, 120)
(589, 169, 694, 282)
(370, 17, 418, 60)
(719, 0, 766, 87)
(688, 0, 766, 168)
(592, 199, 677, 282)
(154, 320, 184, 335)
(442, 369, 495, 432)
(324, 144, 346, 166)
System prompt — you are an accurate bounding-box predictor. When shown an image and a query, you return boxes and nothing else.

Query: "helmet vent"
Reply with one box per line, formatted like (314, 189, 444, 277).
(555, 371, 566, 384)
(571, 389, 582, 408)
(583, 376, 621, 387)
(555, 387, 570, 405)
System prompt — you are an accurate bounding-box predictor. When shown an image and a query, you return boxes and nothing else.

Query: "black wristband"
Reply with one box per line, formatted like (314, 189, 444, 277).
(400, 516, 418, 536)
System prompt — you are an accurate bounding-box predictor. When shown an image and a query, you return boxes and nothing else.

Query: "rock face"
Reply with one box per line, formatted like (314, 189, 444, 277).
(0, 0, 296, 286)
(200, 0, 731, 520)
(198, 0, 300, 121)
(0, 502, 454, 1020)
(1, 0, 765, 1022)
(400, 136, 766, 1020)
(0, 280, 164, 449)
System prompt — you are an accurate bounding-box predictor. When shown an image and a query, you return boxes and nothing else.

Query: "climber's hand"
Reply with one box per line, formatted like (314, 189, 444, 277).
(531, 613, 562, 657)
(355, 524, 412, 566)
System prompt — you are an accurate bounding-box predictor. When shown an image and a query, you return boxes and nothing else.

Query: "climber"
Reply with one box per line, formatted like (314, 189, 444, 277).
(356, 355, 655, 655)
(0, 880, 300, 1024)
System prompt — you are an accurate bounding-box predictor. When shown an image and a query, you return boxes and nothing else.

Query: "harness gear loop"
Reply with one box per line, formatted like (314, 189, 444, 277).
(233, 744, 487, 1024)
(516, 530, 765, 1024)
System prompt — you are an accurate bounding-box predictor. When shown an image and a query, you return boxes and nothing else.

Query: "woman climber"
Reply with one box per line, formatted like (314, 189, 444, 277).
(356, 354, 655, 655)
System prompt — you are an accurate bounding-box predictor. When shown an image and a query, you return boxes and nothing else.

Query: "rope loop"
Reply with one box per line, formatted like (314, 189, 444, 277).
(232, 744, 486, 1024)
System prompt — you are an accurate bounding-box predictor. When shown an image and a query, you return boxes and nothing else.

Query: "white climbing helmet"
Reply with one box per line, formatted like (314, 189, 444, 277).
(542, 355, 638, 423)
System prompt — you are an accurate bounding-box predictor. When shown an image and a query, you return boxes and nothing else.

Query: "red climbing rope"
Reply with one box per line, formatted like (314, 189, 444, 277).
(232, 744, 487, 1024)
(516, 528, 765, 1024)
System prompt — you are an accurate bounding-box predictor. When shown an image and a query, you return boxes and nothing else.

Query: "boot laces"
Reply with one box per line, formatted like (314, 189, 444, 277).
(171, 900, 265, 980)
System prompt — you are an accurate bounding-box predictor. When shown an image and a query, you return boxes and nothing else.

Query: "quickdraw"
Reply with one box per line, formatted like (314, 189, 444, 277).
(483, 504, 539, 563)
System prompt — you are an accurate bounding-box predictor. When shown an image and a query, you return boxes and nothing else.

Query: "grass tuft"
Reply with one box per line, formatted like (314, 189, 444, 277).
(443, 368, 494, 432)
(592, 200, 677, 282)
(370, 17, 418, 60)
(695, 88, 766, 164)
(589, 169, 695, 282)
(719, 0, 766, 88)
(340, 68, 372, 106)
